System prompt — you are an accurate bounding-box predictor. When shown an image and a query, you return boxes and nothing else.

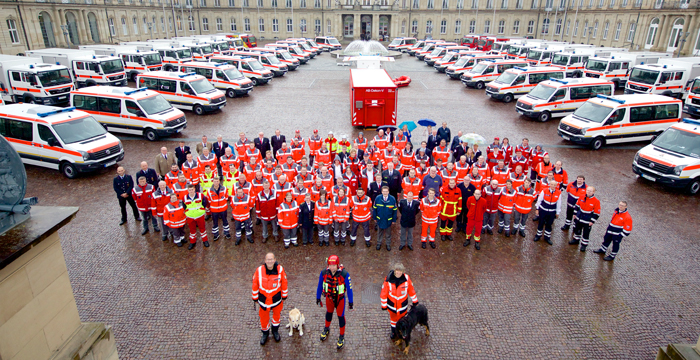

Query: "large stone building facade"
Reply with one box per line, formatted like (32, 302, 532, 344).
(0, 0, 697, 55)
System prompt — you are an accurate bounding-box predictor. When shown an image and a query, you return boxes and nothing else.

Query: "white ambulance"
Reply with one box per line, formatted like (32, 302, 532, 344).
(624, 57, 700, 99)
(550, 47, 627, 78)
(684, 76, 700, 117)
(485, 66, 565, 103)
(460, 59, 529, 89)
(178, 61, 254, 97)
(422, 44, 461, 64)
(515, 78, 614, 122)
(229, 50, 288, 77)
(80, 45, 163, 82)
(249, 47, 300, 71)
(433, 51, 488, 73)
(264, 43, 310, 64)
(557, 94, 682, 150)
(286, 38, 323, 55)
(136, 71, 226, 115)
(633, 118, 700, 195)
(70, 86, 187, 141)
(0, 104, 124, 178)
(277, 40, 317, 59)
(0, 55, 74, 106)
(415, 42, 452, 61)
(444, 54, 503, 77)
(314, 36, 342, 51)
(406, 40, 427, 56)
(148, 40, 214, 61)
(174, 37, 232, 56)
(583, 52, 670, 89)
(121, 42, 194, 71)
(387, 37, 418, 52)
(209, 55, 274, 86)
(25, 49, 127, 88)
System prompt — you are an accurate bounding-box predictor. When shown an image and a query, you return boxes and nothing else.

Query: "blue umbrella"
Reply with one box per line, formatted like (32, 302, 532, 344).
(398, 120, 417, 132)
(417, 118, 436, 127)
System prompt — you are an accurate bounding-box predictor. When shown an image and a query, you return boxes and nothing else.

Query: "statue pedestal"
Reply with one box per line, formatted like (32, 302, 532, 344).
(657, 335, 700, 360)
(0, 206, 119, 360)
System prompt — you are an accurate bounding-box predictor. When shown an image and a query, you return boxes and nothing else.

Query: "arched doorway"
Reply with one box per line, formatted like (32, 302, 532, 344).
(343, 15, 354, 38)
(645, 18, 659, 49)
(361, 15, 372, 40)
(65, 12, 80, 45)
(88, 12, 100, 43)
(667, 18, 684, 53)
(378, 15, 389, 41)
(38, 11, 56, 48)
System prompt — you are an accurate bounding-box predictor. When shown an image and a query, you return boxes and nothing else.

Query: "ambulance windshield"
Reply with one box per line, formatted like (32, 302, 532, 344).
(233, 39, 245, 47)
(223, 68, 244, 80)
(218, 43, 230, 51)
(249, 60, 264, 70)
(628, 68, 659, 85)
(690, 79, 700, 94)
(455, 57, 469, 67)
(495, 71, 518, 85)
(551, 54, 570, 66)
(298, 43, 311, 50)
(143, 53, 161, 65)
(507, 47, 520, 56)
(280, 51, 293, 60)
(389, 39, 402, 46)
(178, 49, 192, 58)
(440, 53, 452, 62)
(527, 50, 542, 61)
(52, 116, 106, 144)
(586, 59, 608, 71)
(308, 41, 319, 47)
(492, 43, 503, 51)
(138, 94, 172, 115)
(37, 69, 73, 86)
(190, 78, 216, 93)
(529, 84, 558, 100)
(429, 48, 442, 57)
(266, 55, 281, 64)
(328, 38, 340, 45)
(652, 127, 700, 158)
(201, 46, 214, 54)
(462, 37, 474, 44)
(100, 59, 124, 74)
(292, 47, 304, 55)
(572, 101, 614, 123)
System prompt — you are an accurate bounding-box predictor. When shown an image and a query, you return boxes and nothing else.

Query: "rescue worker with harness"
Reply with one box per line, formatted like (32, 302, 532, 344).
(439, 178, 462, 241)
(252, 252, 288, 345)
(380, 263, 418, 339)
(316, 255, 353, 350)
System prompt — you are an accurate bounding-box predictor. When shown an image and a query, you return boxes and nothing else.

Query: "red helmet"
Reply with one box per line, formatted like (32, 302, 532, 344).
(327, 255, 339, 266)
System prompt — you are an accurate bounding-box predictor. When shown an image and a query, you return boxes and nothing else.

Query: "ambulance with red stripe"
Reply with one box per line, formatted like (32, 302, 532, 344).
(0, 55, 74, 106)
(506, 44, 539, 60)
(633, 118, 700, 195)
(443, 53, 502, 77)
(178, 61, 253, 97)
(485, 66, 565, 103)
(249, 47, 300, 71)
(488, 39, 526, 56)
(120, 42, 193, 71)
(433, 51, 490, 72)
(174, 37, 232, 56)
(286, 38, 323, 55)
(0, 104, 124, 178)
(314, 36, 342, 51)
(515, 78, 614, 122)
(387, 37, 417, 52)
(71, 86, 186, 141)
(420, 43, 459, 63)
(557, 94, 682, 150)
(148, 40, 214, 61)
(264, 43, 310, 64)
(277, 40, 317, 59)
(624, 58, 700, 99)
(209, 55, 274, 86)
(136, 71, 226, 115)
(25, 49, 127, 88)
(583, 52, 670, 89)
(229, 50, 288, 77)
(684, 76, 700, 117)
(460, 59, 528, 89)
(79, 45, 163, 82)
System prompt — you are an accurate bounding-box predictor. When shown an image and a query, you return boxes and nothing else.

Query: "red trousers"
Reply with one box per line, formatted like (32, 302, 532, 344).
(325, 296, 346, 335)
(389, 310, 406, 328)
(259, 303, 283, 331)
(187, 216, 208, 243)
(466, 219, 482, 242)
(421, 222, 437, 242)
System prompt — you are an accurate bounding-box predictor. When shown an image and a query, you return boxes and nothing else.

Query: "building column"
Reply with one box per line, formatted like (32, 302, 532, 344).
(653, 14, 667, 52)
(353, 13, 360, 39)
(685, 15, 697, 55)
(55, 9, 68, 47)
(372, 13, 378, 39)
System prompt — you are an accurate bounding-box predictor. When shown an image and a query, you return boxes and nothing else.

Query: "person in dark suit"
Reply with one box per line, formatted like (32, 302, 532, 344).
(427, 129, 439, 152)
(174, 140, 191, 167)
(456, 176, 477, 233)
(398, 191, 420, 250)
(453, 139, 469, 164)
(299, 193, 315, 245)
(437, 122, 452, 146)
(137, 161, 159, 188)
(271, 129, 286, 159)
(382, 162, 402, 200)
(450, 130, 463, 152)
(212, 135, 229, 176)
(254, 131, 271, 158)
(114, 166, 140, 225)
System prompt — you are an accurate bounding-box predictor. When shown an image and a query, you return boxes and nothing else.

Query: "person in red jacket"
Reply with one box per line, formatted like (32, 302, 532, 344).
(133, 176, 159, 235)
(314, 189, 333, 246)
(207, 178, 231, 241)
(481, 180, 502, 235)
(151, 180, 174, 241)
(231, 187, 255, 245)
(439, 179, 462, 241)
(253, 252, 288, 345)
(512, 179, 536, 237)
(420, 188, 442, 249)
(464, 189, 487, 250)
(278, 192, 300, 248)
(497, 180, 517, 237)
(380, 263, 418, 340)
(593, 201, 633, 261)
(569, 186, 601, 252)
(256, 180, 279, 243)
(350, 188, 372, 246)
(163, 193, 186, 246)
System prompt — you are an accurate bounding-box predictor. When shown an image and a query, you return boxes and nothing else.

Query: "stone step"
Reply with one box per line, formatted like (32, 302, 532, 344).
(656, 343, 700, 360)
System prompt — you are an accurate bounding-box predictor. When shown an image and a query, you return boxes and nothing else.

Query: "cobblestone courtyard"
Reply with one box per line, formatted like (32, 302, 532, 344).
(25, 54, 700, 359)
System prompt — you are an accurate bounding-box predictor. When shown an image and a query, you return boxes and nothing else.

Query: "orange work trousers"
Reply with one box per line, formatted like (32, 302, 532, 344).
(258, 303, 283, 331)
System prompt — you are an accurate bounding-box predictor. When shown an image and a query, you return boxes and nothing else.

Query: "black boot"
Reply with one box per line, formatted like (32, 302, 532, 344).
(390, 327, 397, 339)
(272, 326, 281, 342)
(561, 224, 570, 231)
(429, 242, 436, 249)
(568, 239, 579, 245)
(505, 230, 510, 238)
(593, 248, 606, 254)
(511, 228, 518, 236)
(441, 235, 446, 241)
(497, 227, 503, 234)
(337, 335, 345, 350)
(487, 229, 493, 235)
(533, 235, 541, 242)
(545, 238, 553, 245)
(519, 229, 526, 237)
(463, 237, 471, 247)
(188, 243, 195, 250)
(320, 327, 330, 341)
(579, 245, 587, 252)
(475, 242, 480, 250)
(260, 330, 269, 345)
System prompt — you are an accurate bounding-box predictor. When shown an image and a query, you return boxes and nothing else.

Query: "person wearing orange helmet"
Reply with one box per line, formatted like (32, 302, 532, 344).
(316, 255, 354, 350)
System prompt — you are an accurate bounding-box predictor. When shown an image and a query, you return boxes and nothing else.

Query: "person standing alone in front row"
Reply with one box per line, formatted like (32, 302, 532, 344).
(114, 166, 141, 225)
(398, 191, 420, 251)
(373, 186, 397, 251)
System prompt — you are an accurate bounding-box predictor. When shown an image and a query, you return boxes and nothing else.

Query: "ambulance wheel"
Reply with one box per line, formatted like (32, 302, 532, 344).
(590, 137, 605, 150)
(226, 88, 237, 98)
(60, 162, 78, 179)
(144, 128, 159, 141)
(503, 94, 514, 103)
(86, 81, 96, 87)
(130, 72, 138, 82)
(537, 111, 551, 122)
(24, 96, 36, 104)
(251, 78, 259, 86)
(475, 81, 485, 90)
(193, 104, 205, 115)
(686, 178, 700, 195)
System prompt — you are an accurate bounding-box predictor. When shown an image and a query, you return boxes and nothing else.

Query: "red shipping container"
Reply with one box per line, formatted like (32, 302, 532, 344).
(350, 69, 397, 128)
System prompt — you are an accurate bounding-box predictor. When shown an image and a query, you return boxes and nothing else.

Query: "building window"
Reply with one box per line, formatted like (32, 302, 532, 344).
(258, 0, 263, 5)
(413, 0, 419, 8)
(426, 20, 433, 33)
(427, 0, 434, 8)
(455, 19, 461, 33)
(286, 0, 292, 6)
(401, 20, 406, 34)
(565, 19, 570, 35)
(469, 20, 475, 33)
(457, 0, 464, 8)
(300, 0, 306, 7)
(169, 17, 173, 32)
(327, 19, 331, 34)
(440, 19, 447, 34)
(622, 0, 628, 5)
(542, 18, 549, 34)
(272, 18, 279, 32)
(259, 18, 265, 32)
(188, 16, 195, 31)
(545, 0, 553, 7)
(527, 19, 534, 34)
(471, 0, 478, 8)
(300, 19, 307, 33)
(229, 0, 235, 5)
(200, 0, 206, 6)
(516, 0, 522, 7)
(645, 18, 658, 48)
(513, 20, 520, 33)
(603, 21, 609, 39)
(202, 18, 209, 31)
(272, 0, 277, 5)
(315, 0, 321, 7)
(498, 20, 505, 34)
(552, 18, 561, 35)
(243, 0, 249, 5)
(143, 17, 148, 34)
(573, 20, 578, 36)
(122, 17, 128, 35)
(583, 20, 588, 37)
(108, 18, 116, 36)
(152, 16, 158, 33)
(531, 0, 538, 8)
(230, 18, 236, 31)
(216, 18, 223, 31)
(484, 20, 490, 33)
(627, 22, 636, 41)
(486, 0, 493, 8)
(287, 18, 293, 32)
(598, 0, 603, 6)
(314, 19, 320, 33)
(592, 21, 598, 37)
(160, 16, 165, 32)
(609, 0, 614, 6)
(186, 0, 192, 5)
(501, 0, 507, 7)
(133, 17, 138, 34)
(614, 21, 621, 40)
(411, 20, 418, 34)
(443, 0, 449, 7)
(244, 18, 250, 31)
(215, 0, 221, 6)
(177, 16, 183, 31)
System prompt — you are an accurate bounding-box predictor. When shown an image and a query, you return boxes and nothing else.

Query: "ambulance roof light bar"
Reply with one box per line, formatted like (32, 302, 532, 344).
(681, 118, 700, 126)
(550, 78, 569, 84)
(124, 87, 149, 95)
(37, 107, 76, 118)
(596, 94, 625, 104)
(179, 72, 197, 78)
(513, 67, 529, 71)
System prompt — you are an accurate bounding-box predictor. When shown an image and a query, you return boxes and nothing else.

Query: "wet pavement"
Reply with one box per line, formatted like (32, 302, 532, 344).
(24, 53, 700, 359)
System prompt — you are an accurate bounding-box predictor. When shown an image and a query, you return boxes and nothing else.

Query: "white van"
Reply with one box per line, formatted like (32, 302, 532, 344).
(515, 78, 614, 122)
(624, 58, 700, 99)
(684, 76, 700, 117)
(25, 49, 127, 88)
(0, 104, 124, 178)
(249, 47, 300, 71)
(633, 118, 700, 195)
(387, 37, 418, 52)
(444, 54, 503, 77)
(460, 59, 529, 89)
(557, 94, 682, 150)
(178, 61, 254, 97)
(70, 86, 187, 141)
(209, 56, 274, 86)
(229, 51, 288, 77)
(136, 71, 226, 115)
(584, 52, 670, 89)
(314, 36, 342, 51)
(0, 55, 73, 106)
(485, 66, 565, 103)
(80, 45, 162, 82)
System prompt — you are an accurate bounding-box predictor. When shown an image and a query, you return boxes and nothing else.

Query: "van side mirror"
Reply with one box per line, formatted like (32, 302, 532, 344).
(48, 138, 60, 147)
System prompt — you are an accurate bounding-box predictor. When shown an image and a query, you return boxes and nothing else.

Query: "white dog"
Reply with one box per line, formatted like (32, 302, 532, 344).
(285, 308, 305, 337)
